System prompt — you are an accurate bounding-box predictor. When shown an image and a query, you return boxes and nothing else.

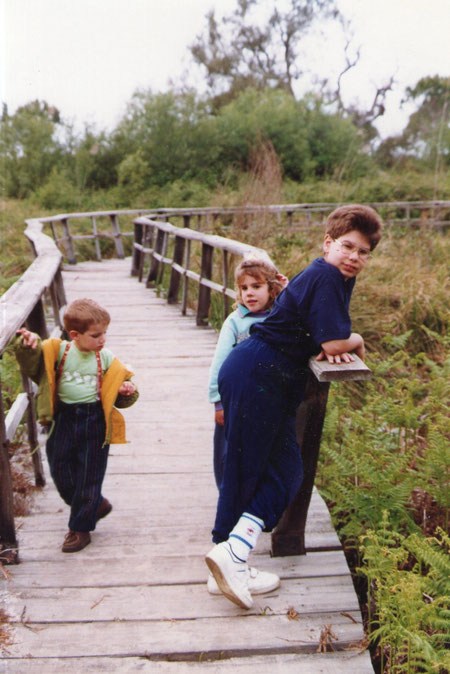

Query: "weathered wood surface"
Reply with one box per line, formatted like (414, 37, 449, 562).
(1, 259, 373, 672)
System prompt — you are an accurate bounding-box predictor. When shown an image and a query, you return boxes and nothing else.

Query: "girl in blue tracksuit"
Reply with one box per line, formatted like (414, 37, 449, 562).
(208, 256, 286, 488)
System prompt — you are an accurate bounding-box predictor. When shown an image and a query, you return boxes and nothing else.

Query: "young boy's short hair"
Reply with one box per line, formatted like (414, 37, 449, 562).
(63, 298, 111, 334)
(325, 204, 383, 250)
(234, 257, 283, 308)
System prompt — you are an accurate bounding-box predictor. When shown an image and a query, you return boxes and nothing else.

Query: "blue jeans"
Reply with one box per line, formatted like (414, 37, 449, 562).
(46, 400, 109, 532)
(212, 337, 305, 543)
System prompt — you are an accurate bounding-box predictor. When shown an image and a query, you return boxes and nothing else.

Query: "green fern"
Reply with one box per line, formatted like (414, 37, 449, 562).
(359, 517, 450, 673)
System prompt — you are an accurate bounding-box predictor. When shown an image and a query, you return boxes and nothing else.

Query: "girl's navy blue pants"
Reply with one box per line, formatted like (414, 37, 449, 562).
(46, 400, 109, 532)
(212, 336, 305, 543)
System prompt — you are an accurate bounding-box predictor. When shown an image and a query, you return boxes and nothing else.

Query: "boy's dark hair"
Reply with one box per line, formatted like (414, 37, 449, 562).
(325, 204, 383, 250)
(64, 298, 111, 333)
(234, 257, 283, 309)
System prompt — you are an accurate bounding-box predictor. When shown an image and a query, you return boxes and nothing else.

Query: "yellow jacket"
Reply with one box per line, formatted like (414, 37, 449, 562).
(14, 336, 137, 445)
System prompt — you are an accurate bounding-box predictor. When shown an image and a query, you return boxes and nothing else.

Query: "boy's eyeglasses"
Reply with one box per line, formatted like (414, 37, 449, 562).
(332, 238, 372, 261)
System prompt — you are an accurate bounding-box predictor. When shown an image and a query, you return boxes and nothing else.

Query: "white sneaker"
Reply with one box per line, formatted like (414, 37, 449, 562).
(205, 541, 253, 609)
(207, 566, 280, 595)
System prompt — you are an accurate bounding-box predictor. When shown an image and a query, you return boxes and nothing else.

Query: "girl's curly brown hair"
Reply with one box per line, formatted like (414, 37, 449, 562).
(233, 256, 284, 310)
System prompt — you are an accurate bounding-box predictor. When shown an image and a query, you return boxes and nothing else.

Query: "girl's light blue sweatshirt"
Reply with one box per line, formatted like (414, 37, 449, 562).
(208, 304, 269, 407)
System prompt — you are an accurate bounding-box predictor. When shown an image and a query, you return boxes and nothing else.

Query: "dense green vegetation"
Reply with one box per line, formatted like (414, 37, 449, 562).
(1, 0, 449, 668)
(1, 74, 449, 209)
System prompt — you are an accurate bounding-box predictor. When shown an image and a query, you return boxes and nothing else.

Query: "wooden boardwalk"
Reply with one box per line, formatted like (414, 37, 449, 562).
(1, 258, 373, 672)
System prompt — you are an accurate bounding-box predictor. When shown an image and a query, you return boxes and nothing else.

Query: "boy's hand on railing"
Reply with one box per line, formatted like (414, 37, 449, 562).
(16, 328, 38, 350)
(118, 381, 136, 396)
(318, 333, 365, 364)
(316, 350, 356, 364)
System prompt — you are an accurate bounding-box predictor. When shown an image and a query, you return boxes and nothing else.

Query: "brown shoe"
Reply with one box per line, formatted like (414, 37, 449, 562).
(96, 497, 112, 522)
(62, 530, 91, 553)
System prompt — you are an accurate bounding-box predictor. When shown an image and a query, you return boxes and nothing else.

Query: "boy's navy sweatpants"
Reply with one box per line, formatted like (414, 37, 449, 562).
(46, 400, 109, 532)
(212, 336, 306, 544)
(213, 421, 226, 489)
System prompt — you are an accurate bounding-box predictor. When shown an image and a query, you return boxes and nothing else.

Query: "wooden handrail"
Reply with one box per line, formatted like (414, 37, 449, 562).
(0, 218, 67, 563)
(38, 201, 449, 266)
(132, 216, 271, 325)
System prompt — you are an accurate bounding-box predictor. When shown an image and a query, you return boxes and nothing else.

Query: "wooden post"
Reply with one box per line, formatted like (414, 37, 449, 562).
(91, 216, 102, 261)
(61, 218, 76, 265)
(197, 243, 213, 326)
(181, 240, 191, 316)
(109, 214, 125, 259)
(405, 203, 411, 224)
(50, 220, 57, 244)
(222, 250, 230, 321)
(53, 267, 67, 309)
(156, 232, 168, 286)
(26, 298, 48, 339)
(168, 215, 190, 304)
(147, 228, 165, 288)
(271, 355, 371, 556)
(48, 280, 63, 332)
(168, 235, 184, 303)
(0, 378, 19, 564)
(21, 372, 45, 487)
(139, 226, 154, 283)
(131, 221, 144, 277)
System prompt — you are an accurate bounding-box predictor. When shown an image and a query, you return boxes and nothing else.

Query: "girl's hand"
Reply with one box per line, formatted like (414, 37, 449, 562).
(215, 409, 224, 426)
(119, 381, 136, 396)
(276, 273, 289, 288)
(17, 328, 38, 350)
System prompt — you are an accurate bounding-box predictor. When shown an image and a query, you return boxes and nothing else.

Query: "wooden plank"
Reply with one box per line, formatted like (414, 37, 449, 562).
(5, 576, 359, 623)
(4, 392, 29, 441)
(308, 355, 371, 382)
(7, 550, 349, 587)
(0, 651, 375, 673)
(4, 612, 364, 659)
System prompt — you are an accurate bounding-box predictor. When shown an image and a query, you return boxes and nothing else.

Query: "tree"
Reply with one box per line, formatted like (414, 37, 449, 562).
(401, 76, 450, 164)
(73, 126, 122, 190)
(376, 76, 450, 172)
(0, 101, 66, 197)
(112, 89, 221, 186)
(215, 88, 365, 181)
(190, 0, 340, 109)
(318, 25, 395, 143)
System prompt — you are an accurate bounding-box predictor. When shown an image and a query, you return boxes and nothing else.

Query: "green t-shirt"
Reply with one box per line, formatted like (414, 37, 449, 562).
(57, 341, 114, 404)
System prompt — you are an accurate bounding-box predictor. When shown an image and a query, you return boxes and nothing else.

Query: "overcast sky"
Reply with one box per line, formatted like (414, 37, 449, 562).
(1, 0, 449, 139)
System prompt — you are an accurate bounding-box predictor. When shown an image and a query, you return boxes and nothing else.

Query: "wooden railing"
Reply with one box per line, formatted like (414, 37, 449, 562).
(131, 216, 271, 325)
(0, 219, 68, 563)
(40, 201, 449, 265)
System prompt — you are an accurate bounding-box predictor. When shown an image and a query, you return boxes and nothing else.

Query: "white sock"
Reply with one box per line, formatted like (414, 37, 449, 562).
(227, 512, 264, 563)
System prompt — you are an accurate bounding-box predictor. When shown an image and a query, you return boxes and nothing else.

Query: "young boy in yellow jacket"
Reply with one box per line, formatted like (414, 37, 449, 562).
(14, 298, 138, 553)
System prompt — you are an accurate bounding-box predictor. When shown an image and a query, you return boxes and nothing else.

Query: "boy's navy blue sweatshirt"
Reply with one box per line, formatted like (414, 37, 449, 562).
(251, 257, 355, 365)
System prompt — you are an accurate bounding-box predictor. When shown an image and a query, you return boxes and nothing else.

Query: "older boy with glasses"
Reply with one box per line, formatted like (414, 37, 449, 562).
(206, 204, 383, 609)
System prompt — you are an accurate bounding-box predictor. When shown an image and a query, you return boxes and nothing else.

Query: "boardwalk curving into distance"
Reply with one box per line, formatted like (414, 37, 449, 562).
(1, 258, 373, 672)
